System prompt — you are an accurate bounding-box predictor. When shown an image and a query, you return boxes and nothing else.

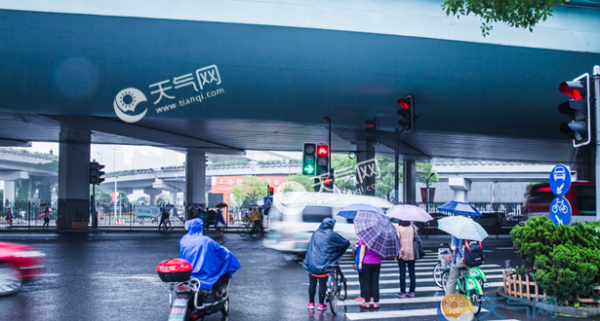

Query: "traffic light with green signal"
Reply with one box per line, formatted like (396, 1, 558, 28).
(302, 143, 317, 175)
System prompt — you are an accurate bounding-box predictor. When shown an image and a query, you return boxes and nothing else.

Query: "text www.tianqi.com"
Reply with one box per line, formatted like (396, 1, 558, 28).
(155, 88, 225, 114)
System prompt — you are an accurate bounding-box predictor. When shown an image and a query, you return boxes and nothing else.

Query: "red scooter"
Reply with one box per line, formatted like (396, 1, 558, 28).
(157, 259, 230, 321)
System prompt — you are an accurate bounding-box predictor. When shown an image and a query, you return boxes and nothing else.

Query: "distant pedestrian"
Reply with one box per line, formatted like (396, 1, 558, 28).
(43, 207, 52, 228)
(159, 208, 171, 230)
(6, 208, 13, 227)
(214, 209, 226, 232)
(396, 220, 416, 298)
(248, 207, 264, 236)
(358, 238, 382, 309)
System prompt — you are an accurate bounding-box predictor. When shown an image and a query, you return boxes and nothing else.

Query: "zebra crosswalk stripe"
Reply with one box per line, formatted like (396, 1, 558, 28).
(345, 274, 503, 286)
(344, 308, 490, 320)
(339, 296, 442, 306)
(341, 264, 501, 273)
(343, 267, 504, 278)
(345, 281, 504, 295)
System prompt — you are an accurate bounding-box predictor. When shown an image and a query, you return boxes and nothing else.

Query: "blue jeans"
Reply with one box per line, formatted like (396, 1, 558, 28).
(398, 259, 416, 293)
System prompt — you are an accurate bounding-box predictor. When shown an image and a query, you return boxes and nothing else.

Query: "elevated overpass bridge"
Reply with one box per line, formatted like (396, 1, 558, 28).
(0, 149, 57, 205)
(0, 0, 598, 227)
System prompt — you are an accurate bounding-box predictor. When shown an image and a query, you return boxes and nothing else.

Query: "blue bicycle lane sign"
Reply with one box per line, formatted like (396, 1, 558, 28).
(549, 164, 571, 197)
(550, 197, 572, 226)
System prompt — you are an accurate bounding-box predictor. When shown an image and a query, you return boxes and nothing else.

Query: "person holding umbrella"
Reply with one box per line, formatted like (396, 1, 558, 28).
(354, 210, 401, 309)
(436, 215, 489, 296)
(385, 204, 433, 298)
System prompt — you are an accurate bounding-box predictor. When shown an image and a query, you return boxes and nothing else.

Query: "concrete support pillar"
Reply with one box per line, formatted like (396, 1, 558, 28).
(2, 180, 14, 206)
(57, 127, 91, 229)
(449, 177, 471, 203)
(170, 191, 177, 205)
(355, 141, 376, 196)
(403, 160, 417, 205)
(38, 181, 52, 202)
(143, 188, 162, 205)
(185, 150, 206, 219)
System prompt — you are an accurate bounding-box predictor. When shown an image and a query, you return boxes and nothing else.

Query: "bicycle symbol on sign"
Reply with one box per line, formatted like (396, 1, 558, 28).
(551, 199, 569, 214)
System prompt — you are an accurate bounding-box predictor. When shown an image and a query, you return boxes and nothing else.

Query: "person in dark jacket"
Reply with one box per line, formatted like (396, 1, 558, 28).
(302, 218, 350, 311)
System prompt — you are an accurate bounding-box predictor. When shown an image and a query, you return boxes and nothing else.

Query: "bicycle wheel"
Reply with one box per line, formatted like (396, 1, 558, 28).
(469, 291, 481, 315)
(433, 263, 443, 288)
(441, 271, 450, 292)
(338, 272, 347, 301)
(329, 274, 338, 314)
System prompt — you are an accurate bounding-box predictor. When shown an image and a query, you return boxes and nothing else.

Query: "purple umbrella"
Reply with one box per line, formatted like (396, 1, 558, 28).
(354, 210, 401, 259)
(386, 205, 433, 222)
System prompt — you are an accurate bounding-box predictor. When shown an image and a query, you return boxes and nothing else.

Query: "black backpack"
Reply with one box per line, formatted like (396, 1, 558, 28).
(462, 240, 484, 267)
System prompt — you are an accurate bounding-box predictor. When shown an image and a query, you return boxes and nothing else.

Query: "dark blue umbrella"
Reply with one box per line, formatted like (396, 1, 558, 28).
(437, 201, 482, 217)
(337, 203, 385, 220)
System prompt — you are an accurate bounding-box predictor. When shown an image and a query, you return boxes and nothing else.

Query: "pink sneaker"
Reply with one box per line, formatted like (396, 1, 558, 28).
(307, 303, 315, 309)
(317, 303, 327, 311)
(355, 297, 365, 302)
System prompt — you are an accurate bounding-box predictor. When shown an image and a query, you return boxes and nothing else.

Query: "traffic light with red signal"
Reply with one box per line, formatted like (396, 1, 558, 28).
(364, 118, 379, 144)
(316, 144, 330, 176)
(269, 186, 274, 196)
(398, 95, 415, 132)
(558, 74, 592, 147)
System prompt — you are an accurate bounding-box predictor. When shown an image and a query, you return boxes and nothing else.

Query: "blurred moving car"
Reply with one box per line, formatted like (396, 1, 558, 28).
(0, 242, 45, 296)
(526, 182, 596, 223)
(263, 192, 393, 256)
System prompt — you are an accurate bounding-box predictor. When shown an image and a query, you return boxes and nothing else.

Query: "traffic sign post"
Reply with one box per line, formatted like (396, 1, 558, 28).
(550, 197, 572, 226)
(549, 164, 572, 226)
(549, 164, 571, 197)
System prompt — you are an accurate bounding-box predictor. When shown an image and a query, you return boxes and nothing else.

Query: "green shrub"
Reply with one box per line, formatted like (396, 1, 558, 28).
(511, 216, 600, 303)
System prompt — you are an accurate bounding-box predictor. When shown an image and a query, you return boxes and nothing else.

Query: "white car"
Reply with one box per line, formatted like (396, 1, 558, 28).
(263, 192, 393, 255)
(553, 167, 566, 181)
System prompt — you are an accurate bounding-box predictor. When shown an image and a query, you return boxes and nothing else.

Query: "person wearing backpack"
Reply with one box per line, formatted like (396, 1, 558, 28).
(396, 220, 417, 298)
(445, 235, 469, 295)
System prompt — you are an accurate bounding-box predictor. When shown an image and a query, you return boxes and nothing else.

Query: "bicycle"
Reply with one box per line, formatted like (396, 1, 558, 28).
(441, 258, 487, 315)
(325, 264, 347, 315)
(432, 245, 452, 288)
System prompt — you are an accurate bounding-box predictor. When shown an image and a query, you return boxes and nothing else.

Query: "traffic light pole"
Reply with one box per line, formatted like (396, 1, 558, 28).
(594, 65, 600, 222)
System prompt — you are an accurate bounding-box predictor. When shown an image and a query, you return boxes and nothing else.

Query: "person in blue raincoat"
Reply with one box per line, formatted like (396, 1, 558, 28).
(180, 218, 241, 291)
(302, 218, 350, 311)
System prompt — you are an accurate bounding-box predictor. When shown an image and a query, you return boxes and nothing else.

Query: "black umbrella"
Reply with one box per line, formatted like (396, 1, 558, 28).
(39, 202, 51, 207)
(215, 202, 228, 209)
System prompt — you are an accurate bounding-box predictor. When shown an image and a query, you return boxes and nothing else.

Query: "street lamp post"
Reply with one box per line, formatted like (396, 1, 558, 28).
(114, 176, 118, 224)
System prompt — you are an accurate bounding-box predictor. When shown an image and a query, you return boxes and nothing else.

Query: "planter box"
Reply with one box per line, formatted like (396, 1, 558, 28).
(504, 269, 600, 307)
(503, 268, 545, 300)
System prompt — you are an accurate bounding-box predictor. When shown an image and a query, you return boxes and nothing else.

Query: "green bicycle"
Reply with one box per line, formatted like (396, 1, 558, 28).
(441, 264, 487, 315)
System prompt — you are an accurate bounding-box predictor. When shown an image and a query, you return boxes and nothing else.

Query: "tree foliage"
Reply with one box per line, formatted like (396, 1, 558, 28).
(230, 176, 268, 208)
(511, 216, 600, 303)
(442, 0, 566, 37)
(416, 163, 439, 187)
(284, 173, 315, 192)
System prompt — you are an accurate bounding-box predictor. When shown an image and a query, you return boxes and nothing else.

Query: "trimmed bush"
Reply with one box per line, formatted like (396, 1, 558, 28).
(511, 216, 600, 304)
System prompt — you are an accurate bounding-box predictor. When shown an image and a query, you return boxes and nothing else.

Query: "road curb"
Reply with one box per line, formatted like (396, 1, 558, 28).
(496, 287, 600, 317)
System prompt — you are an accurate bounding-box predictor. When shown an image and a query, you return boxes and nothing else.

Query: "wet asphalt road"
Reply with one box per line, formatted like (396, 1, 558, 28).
(0, 231, 589, 321)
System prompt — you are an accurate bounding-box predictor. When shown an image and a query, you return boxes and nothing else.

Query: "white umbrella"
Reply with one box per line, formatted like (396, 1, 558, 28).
(438, 216, 489, 241)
